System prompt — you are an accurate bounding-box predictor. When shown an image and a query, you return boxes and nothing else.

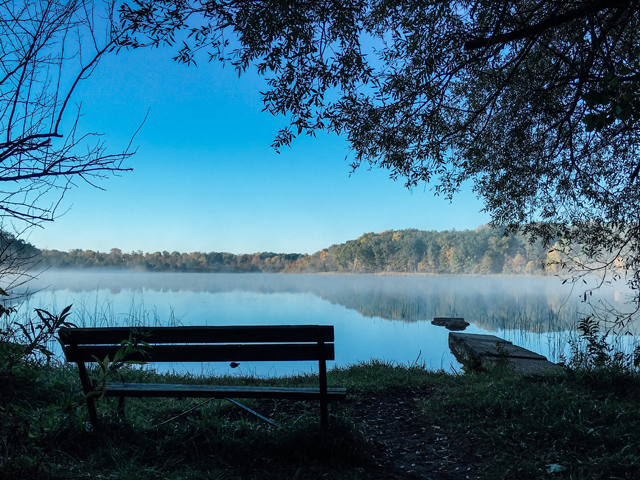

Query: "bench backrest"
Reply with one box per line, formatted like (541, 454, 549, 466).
(59, 325, 335, 363)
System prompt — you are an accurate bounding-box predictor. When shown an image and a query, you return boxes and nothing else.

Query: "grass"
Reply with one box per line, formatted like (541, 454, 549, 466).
(420, 366, 640, 479)
(2, 354, 640, 479)
(1, 359, 378, 480)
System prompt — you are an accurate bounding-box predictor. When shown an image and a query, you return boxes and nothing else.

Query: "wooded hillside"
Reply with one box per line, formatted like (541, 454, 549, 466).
(36, 225, 563, 275)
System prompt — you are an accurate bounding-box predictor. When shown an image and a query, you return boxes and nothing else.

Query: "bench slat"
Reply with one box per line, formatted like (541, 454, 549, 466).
(59, 325, 334, 345)
(103, 382, 347, 400)
(65, 343, 335, 363)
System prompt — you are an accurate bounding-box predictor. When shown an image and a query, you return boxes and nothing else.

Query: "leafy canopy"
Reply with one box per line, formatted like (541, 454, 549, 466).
(119, 0, 640, 319)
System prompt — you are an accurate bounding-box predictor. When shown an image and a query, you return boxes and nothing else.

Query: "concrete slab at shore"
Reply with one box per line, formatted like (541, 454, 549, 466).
(449, 333, 562, 374)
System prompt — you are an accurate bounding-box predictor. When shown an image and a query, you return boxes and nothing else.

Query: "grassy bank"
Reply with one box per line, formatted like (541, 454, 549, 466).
(420, 366, 640, 479)
(1, 357, 640, 479)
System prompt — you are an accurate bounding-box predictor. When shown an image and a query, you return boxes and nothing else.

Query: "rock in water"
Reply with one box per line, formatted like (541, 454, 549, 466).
(431, 317, 470, 331)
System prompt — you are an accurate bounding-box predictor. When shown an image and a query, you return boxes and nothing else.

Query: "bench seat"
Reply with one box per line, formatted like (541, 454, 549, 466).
(104, 382, 347, 400)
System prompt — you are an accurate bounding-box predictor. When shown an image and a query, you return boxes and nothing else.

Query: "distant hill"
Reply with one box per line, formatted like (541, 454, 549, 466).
(294, 226, 560, 275)
(36, 226, 562, 276)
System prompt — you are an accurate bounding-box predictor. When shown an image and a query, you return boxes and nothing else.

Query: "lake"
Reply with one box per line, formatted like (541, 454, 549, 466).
(10, 270, 638, 376)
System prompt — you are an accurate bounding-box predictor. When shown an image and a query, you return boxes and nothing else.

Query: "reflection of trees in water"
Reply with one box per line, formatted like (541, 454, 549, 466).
(20, 271, 631, 333)
(312, 286, 580, 333)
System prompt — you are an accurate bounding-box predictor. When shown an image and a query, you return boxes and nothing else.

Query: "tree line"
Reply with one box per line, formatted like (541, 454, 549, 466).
(35, 225, 564, 275)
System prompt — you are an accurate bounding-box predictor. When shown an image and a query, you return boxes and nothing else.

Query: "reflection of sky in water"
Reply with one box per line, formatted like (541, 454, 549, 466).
(10, 270, 638, 376)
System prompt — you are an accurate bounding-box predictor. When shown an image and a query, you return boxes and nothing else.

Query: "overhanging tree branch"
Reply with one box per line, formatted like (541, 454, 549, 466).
(117, 0, 640, 322)
(463, 0, 637, 50)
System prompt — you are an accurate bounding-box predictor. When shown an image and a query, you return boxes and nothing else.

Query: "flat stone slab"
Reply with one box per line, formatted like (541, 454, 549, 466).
(449, 333, 562, 374)
(432, 317, 470, 331)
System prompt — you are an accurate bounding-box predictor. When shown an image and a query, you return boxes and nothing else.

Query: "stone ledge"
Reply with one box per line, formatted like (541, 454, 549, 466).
(448, 332, 562, 374)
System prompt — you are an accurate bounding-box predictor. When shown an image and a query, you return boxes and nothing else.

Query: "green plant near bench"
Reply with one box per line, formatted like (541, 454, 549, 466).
(59, 325, 347, 428)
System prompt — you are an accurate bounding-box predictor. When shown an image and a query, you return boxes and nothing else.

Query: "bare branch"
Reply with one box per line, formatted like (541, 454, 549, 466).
(0, 0, 137, 225)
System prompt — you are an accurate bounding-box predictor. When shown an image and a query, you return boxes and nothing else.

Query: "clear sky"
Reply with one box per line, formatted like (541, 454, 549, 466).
(26, 41, 490, 255)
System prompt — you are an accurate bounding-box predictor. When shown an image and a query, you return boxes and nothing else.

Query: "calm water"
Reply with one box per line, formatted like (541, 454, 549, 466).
(10, 270, 638, 376)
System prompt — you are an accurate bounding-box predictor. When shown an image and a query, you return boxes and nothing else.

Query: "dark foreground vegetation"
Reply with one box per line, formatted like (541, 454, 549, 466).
(36, 226, 566, 276)
(2, 353, 640, 479)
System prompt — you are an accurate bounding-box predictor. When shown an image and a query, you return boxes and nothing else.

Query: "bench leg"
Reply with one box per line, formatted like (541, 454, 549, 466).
(319, 357, 328, 428)
(117, 396, 126, 418)
(86, 396, 98, 427)
(77, 361, 98, 427)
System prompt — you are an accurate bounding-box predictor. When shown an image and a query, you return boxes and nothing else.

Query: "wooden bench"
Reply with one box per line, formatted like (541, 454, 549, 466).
(59, 325, 346, 427)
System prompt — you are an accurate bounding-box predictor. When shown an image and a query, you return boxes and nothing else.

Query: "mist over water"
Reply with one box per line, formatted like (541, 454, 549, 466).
(12, 270, 638, 376)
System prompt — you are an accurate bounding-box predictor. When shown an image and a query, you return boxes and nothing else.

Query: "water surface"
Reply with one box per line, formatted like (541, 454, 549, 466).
(13, 270, 636, 376)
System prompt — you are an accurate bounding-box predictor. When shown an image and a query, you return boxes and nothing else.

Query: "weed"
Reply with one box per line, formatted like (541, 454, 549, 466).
(568, 315, 640, 371)
(0, 305, 75, 374)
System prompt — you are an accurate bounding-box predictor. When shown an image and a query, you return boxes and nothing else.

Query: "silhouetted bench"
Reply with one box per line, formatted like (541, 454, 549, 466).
(59, 325, 346, 427)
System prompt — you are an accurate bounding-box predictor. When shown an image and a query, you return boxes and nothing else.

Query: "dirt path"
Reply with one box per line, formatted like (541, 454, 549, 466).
(349, 388, 481, 479)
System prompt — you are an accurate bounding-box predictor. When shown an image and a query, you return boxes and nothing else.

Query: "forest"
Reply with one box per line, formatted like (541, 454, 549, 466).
(34, 225, 565, 275)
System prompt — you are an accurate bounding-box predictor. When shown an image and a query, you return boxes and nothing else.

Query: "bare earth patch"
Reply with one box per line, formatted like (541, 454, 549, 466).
(194, 387, 483, 478)
(349, 388, 481, 479)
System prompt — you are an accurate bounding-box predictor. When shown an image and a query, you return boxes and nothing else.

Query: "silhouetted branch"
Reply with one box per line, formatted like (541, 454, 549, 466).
(0, 0, 135, 225)
(463, 0, 636, 50)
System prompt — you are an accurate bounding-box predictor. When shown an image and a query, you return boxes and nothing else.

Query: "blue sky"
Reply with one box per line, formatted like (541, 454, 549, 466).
(27, 42, 490, 255)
